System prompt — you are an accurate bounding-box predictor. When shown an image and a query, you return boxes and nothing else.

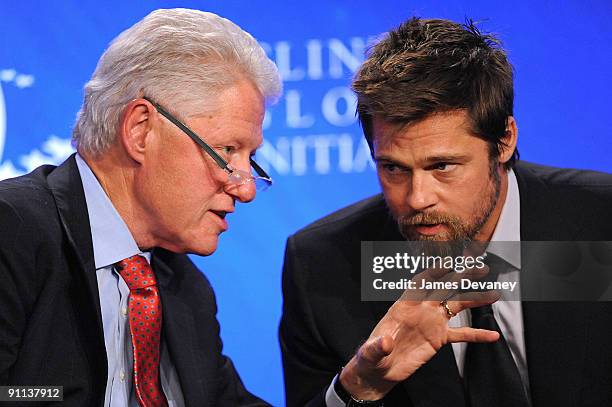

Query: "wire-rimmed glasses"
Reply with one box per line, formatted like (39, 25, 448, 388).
(143, 96, 273, 191)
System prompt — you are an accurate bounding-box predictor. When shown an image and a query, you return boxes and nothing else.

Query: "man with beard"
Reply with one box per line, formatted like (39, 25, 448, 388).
(280, 17, 612, 407)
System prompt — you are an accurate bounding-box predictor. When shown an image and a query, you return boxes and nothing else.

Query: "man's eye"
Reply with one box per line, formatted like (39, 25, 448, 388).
(381, 163, 397, 172)
(219, 146, 235, 155)
(379, 163, 407, 174)
(433, 162, 456, 172)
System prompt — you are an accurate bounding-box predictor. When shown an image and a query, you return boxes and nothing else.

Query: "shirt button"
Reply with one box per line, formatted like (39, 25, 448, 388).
(121, 307, 127, 317)
(119, 370, 125, 381)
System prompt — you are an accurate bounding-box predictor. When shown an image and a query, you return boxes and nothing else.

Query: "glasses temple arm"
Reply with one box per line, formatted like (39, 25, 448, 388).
(143, 96, 230, 170)
(250, 157, 272, 180)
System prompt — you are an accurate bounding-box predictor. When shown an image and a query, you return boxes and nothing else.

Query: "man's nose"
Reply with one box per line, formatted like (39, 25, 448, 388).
(233, 181, 256, 203)
(223, 172, 257, 203)
(406, 172, 437, 211)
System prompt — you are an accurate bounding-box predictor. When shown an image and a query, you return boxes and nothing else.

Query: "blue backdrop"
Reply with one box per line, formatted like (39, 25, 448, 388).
(1, 1, 611, 405)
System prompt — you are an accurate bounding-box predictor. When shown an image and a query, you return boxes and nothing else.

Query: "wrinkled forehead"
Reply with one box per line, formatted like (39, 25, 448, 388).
(185, 82, 266, 149)
(372, 111, 485, 161)
(373, 110, 473, 140)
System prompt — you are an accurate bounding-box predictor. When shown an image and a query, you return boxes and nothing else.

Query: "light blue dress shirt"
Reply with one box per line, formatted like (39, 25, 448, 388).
(76, 154, 185, 407)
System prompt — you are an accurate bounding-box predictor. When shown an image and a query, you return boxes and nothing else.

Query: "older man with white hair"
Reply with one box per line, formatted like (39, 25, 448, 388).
(0, 8, 281, 407)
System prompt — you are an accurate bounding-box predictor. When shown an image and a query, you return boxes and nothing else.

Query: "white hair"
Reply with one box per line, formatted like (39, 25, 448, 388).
(73, 8, 282, 155)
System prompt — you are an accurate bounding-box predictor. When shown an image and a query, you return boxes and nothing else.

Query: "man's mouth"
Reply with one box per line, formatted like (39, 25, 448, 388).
(413, 223, 444, 235)
(211, 210, 228, 219)
(210, 210, 231, 231)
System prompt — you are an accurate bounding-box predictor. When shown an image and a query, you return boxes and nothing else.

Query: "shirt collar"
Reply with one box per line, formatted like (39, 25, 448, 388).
(487, 168, 521, 269)
(75, 153, 145, 269)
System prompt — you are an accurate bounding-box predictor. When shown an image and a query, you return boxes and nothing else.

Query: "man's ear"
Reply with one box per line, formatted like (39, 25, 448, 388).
(498, 116, 518, 165)
(118, 98, 156, 164)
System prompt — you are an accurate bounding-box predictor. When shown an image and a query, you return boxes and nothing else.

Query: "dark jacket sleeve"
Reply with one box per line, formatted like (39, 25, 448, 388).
(0, 198, 37, 383)
(158, 249, 272, 407)
(204, 277, 270, 406)
(215, 354, 271, 407)
(279, 236, 339, 407)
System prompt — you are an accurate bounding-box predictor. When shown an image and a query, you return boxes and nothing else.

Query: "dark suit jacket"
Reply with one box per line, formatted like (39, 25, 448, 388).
(0, 156, 268, 406)
(280, 162, 612, 407)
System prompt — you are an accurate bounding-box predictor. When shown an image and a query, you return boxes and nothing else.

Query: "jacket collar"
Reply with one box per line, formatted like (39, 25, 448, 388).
(47, 154, 100, 317)
(47, 154, 108, 395)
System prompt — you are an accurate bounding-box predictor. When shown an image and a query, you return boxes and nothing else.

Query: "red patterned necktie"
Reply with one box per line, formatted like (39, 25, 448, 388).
(117, 255, 168, 407)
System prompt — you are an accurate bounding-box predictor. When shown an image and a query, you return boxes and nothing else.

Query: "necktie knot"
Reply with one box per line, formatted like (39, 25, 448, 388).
(116, 255, 158, 291)
(470, 304, 494, 320)
(470, 252, 505, 325)
(483, 251, 507, 281)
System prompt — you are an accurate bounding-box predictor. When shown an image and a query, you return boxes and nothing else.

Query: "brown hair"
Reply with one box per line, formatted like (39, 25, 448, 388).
(353, 17, 519, 169)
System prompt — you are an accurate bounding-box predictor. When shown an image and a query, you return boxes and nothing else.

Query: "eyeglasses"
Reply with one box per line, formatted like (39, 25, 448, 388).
(143, 96, 273, 191)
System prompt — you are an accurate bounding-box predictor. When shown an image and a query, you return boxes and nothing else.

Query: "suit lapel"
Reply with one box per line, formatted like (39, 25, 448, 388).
(515, 163, 588, 406)
(152, 250, 209, 406)
(47, 154, 107, 387)
(515, 163, 566, 241)
(48, 155, 100, 318)
(367, 208, 403, 319)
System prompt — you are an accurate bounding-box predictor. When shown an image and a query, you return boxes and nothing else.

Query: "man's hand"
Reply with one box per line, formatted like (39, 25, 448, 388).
(339, 266, 500, 401)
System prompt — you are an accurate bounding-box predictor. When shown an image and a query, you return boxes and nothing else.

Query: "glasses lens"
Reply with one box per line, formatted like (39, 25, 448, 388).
(254, 177, 272, 191)
(227, 171, 244, 185)
(226, 168, 272, 191)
